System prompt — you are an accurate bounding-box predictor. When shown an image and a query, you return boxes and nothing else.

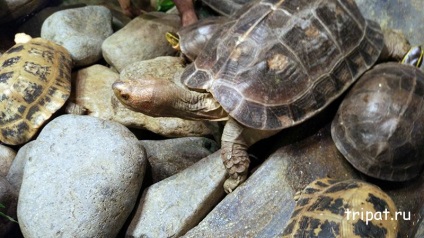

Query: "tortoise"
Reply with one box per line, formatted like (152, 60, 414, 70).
(0, 34, 72, 145)
(331, 46, 424, 181)
(113, 0, 410, 193)
(282, 178, 399, 237)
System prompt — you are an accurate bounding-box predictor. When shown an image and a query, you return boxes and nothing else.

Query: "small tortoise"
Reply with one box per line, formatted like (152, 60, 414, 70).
(282, 178, 399, 238)
(113, 0, 409, 192)
(0, 34, 72, 145)
(331, 46, 424, 181)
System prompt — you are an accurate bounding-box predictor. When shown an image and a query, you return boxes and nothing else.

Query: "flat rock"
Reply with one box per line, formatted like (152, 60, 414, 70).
(183, 123, 360, 237)
(72, 62, 220, 138)
(41, 5, 113, 67)
(141, 137, 219, 182)
(126, 151, 226, 238)
(102, 12, 180, 72)
(17, 115, 146, 238)
(0, 145, 15, 177)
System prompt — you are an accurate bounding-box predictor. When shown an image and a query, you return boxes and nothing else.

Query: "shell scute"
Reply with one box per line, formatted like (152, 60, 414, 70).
(182, 0, 384, 130)
(0, 38, 72, 145)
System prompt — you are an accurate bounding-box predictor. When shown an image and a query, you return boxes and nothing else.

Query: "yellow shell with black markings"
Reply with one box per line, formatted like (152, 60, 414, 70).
(282, 178, 399, 238)
(0, 38, 72, 145)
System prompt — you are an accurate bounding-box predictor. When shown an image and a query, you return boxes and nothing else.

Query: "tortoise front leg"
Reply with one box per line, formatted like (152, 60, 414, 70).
(221, 118, 279, 193)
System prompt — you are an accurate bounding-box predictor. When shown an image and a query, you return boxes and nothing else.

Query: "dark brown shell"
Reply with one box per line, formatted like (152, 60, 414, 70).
(0, 38, 72, 145)
(331, 62, 424, 181)
(282, 178, 399, 237)
(181, 0, 384, 130)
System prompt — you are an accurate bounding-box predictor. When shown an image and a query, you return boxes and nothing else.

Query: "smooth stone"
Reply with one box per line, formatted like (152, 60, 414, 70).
(102, 12, 180, 72)
(6, 141, 34, 192)
(0, 176, 18, 237)
(17, 115, 146, 238)
(0, 0, 48, 24)
(140, 137, 219, 182)
(126, 151, 226, 238)
(71, 63, 219, 138)
(17, 4, 87, 37)
(183, 123, 360, 237)
(0, 145, 16, 177)
(41, 5, 113, 67)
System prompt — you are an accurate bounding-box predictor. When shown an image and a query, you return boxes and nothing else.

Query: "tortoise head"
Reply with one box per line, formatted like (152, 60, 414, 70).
(112, 76, 228, 121)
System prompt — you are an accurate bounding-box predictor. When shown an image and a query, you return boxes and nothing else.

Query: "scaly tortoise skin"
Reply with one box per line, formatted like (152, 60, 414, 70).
(0, 38, 72, 145)
(113, 0, 408, 192)
(331, 46, 424, 181)
(282, 178, 399, 238)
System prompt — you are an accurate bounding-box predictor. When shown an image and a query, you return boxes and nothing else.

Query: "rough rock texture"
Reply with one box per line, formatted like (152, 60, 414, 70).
(72, 62, 220, 138)
(183, 123, 360, 237)
(102, 12, 180, 72)
(41, 5, 113, 67)
(17, 115, 146, 238)
(0, 176, 18, 237)
(141, 137, 219, 182)
(0, 145, 15, 177)
(0, 0, 48, 24)
(126, 151, 226, 238)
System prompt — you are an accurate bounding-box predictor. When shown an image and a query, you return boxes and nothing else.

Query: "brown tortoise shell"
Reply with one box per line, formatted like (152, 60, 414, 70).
(180, 0, 384, 130)
(0, 38, 72, 145)
(331, 62, 424, 181)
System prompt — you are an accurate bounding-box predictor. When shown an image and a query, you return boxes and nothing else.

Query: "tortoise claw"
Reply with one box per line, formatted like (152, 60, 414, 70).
(223, 174, 247, 193)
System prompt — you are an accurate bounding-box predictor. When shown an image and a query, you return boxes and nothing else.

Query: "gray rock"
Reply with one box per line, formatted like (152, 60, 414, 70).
(0, 176, 18, 237)
(71, 62, 220, 138)
(0, 0, 48, 24)
(6, 141, 34, 192)
(126, 151, 226, 238)
(41, 5, 113, 67)
(183, 123, 360, 237)
(102, 12, 180, 72)
(0, 145, 15, 177)
(355, 0, 424, 46)
(140, 137, 219, 182)
(17, 115, 146, 238)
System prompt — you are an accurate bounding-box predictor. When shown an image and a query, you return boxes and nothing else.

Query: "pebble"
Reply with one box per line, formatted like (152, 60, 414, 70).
(126, 151, 226, 238)
(41, 5, 114, 67)
(0, 145, 16, 177)
(17, 115, 146, 238)
(141, 137, 219, 182)
(102, 12, 180, 72)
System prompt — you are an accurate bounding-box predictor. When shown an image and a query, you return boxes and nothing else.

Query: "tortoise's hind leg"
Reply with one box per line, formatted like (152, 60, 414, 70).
(221, 118, 279, 193)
